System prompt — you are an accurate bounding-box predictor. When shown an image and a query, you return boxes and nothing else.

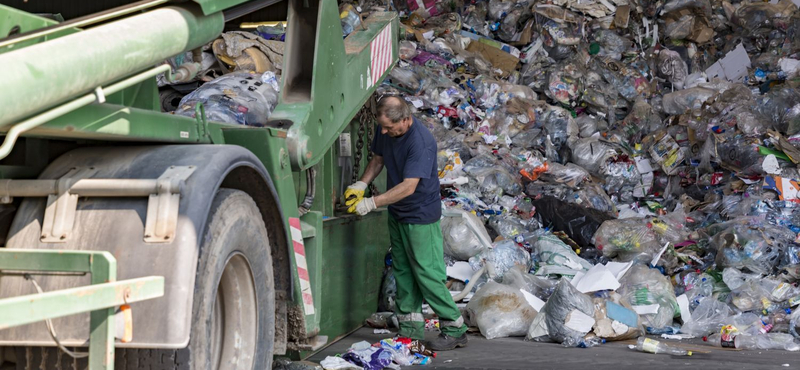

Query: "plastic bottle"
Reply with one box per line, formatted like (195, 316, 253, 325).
(734, 333, 800, 351)
(705, 333, 737, 348)
(631, 337, 693, 356)
(339, 3, 361, 37)
(763, 296, 800, 315)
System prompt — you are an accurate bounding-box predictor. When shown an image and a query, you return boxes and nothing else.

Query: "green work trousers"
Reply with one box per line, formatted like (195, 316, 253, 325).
(389, 215, 468, 340)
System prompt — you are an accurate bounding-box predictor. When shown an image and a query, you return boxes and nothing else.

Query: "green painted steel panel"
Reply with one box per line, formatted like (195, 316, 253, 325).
(317, 213, 389, 340)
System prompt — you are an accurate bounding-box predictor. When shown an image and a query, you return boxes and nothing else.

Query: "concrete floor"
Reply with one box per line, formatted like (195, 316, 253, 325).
(309, 327, 800, 370)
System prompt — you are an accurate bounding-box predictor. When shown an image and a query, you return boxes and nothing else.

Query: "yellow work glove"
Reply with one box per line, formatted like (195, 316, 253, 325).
(344, 181, 368, 213)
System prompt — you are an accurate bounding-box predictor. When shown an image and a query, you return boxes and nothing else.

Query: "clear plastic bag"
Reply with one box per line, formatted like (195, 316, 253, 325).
(469, 240, 533, 281)
(441, 207, 491, 260)
(619, 265, 678, 330)
(532, 231, 593, 276)
(594, 30, 632, 61)
(680, 297, 734, 337)
(540, 163, 589, 188)
(502, 267, 557, 301)
(657, 49, 688, 89)
(593, 218, 661, 261)
(570, 138, 615, 176)
(660, 87, 716, 115)
(488, 214, 539, 240)
(465, 280, 539, 339)
(398, 40, 418, 60)
(540, 278, 595, 345)
(714, 224, 791, 275)
(175, 71, 279, 125)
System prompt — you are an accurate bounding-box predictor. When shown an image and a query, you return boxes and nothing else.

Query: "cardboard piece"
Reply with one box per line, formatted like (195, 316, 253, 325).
(510, 19, 535, 46)
(705, 43, 751, 83)
(614, 5, 631, 28)
(466, 41, 520, 77)
(663, 9, 714, 44)
(460, 31, 522, 57)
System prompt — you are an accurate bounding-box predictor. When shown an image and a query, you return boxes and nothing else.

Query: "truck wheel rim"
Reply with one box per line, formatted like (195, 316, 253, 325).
(211, 252, 258, 370)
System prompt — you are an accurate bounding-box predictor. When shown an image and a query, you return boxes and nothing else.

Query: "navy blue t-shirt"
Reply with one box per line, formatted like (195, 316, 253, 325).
(371, 117, 441, 224)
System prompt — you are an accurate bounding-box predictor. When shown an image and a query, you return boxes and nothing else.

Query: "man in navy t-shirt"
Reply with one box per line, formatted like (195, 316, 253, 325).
(344, 96, 468, 350)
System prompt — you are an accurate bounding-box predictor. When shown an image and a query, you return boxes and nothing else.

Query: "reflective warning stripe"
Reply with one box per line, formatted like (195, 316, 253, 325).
(369, 25, 393, 88)
(289, 217, 315, 315)
(397, 312, 424, 322)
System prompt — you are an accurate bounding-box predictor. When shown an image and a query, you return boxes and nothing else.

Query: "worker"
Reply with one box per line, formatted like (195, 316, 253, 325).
(344, 96, 468, 351)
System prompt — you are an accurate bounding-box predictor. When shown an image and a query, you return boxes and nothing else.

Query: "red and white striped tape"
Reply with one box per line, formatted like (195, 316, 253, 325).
(289, 217, 315, 315)
(369, 25, 393, 88)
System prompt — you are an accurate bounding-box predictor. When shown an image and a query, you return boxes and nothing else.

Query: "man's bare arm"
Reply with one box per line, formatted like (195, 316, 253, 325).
(374, 178, 420, 208)
(359, 155, 384, 184)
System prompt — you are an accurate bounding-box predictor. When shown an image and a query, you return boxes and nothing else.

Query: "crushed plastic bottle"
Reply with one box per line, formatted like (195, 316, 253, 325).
(630, 337, 693, 356)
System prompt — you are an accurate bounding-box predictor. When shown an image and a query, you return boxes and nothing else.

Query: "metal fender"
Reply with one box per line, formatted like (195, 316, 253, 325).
(0, 145, 289, 348)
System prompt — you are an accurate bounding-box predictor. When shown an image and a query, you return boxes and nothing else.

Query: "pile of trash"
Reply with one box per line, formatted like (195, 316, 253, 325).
(366, 0, 800, 359)
(318, 339, 436, 370)
(154, 0, 800, 362)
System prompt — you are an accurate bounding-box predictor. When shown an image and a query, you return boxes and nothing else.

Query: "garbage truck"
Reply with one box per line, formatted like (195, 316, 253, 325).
(0, 0, 397, 368)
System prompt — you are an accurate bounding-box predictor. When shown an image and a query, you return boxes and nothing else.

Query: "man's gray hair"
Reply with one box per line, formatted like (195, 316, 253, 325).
(376, 96, 411, 123)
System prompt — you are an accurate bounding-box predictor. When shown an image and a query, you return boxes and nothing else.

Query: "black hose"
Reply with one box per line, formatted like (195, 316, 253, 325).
(298, 167, 316, 216)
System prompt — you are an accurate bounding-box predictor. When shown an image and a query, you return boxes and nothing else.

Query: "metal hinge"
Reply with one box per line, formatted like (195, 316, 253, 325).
(0, 166, 195, 243)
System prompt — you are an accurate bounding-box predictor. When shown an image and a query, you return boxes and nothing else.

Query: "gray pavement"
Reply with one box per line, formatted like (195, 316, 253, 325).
(309, 327, 800, 370)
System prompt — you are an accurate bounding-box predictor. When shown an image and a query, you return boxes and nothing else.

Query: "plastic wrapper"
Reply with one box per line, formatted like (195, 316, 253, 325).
(539, 278, 595, 345)
(175, 71, 279, 125)
(531, 231, 593, 276)
(619, 265, 678, 330)
(469, 240, 532, 281)
(530, 196, 615, 248)
(540, 163, 589, 188)
(379, 339, 413, 366)
(593, 218, 661, 261)
(441, 207, 491, 260)
(398, 40, 418, 60)
(465, 280, 539, 339)
(341, 347, 393, 370)
(680, 297, 734, 336)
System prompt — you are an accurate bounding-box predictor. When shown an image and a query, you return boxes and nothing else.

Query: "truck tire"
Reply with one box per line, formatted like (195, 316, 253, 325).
(13, 189, 275, 370)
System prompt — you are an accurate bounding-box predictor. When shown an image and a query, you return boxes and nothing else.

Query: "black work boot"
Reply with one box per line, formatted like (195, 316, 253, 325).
(428, 332, 468, 351)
